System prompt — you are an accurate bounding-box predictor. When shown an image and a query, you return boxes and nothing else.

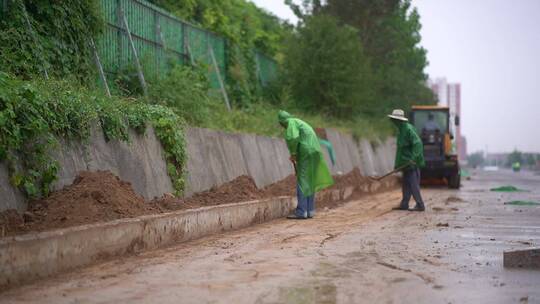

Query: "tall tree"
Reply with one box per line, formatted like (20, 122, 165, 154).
(325, 0, 434, 112)
(287, 0, 435, 114)
(284, 14, 374, 118)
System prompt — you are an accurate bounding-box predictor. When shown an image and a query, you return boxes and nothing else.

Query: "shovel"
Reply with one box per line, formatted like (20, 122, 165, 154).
(290, 156, 298, 176)
(368, 163, 411, 181)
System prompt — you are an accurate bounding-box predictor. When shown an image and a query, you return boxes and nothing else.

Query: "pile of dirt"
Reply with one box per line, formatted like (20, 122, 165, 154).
(0, 209, 24, 237)
(2, 167, 396, 237)
(331, 168, 367, 188)
(154, 175, 265, 211)
(262, 175, 296, 197)
(6, 171, 160, 235)
(154, 175, 299, 212)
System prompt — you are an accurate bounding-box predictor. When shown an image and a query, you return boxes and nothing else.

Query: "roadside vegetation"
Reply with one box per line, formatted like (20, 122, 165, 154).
(0, 73, 187, 197)
(0, 0, 432, 197)
(467, 150, 540, 169)
(144, 0, 435, 135)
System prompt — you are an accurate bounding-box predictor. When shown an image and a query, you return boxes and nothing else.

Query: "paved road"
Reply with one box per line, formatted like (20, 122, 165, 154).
(2, 169, 540, 303)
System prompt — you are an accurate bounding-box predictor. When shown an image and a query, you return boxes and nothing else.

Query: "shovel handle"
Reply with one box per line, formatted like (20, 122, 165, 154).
(371, 163, 411, 181)
(289, 157, 297, 175)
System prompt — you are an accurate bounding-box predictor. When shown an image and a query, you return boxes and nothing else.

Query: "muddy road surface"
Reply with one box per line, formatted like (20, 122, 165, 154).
(2, 169, 539, 303)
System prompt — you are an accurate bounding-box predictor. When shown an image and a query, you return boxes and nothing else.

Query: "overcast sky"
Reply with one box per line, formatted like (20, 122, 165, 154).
(251, 0, 540, 153)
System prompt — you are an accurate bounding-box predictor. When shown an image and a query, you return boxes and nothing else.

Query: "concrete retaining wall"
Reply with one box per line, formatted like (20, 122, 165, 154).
(185, 127, 397, 195)
(0, 126, 174, 212)
(0, 122, 399, 288)
(0, 164, 26, 211)
(184, 128, 294, 196)
(0, 197, 295, 287)
(325, 129, 363, 175)
(1, 126, 396, 212)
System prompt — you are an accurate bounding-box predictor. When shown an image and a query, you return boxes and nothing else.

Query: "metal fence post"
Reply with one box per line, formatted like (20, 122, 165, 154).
(120, 6, 148, 96)
(156, 23, 166, 50)
(90, 38, 111, 97)
(96, 0, 278, 91)
(154, 10, 167, 76)
(184, 25, 195, 66)
(182, 23, 186, 62)
(209, 45, 231, 111)
(255, 51, 263, 87)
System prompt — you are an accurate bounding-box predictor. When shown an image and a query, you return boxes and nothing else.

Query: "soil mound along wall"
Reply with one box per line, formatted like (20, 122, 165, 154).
(1, 168, 396, 237)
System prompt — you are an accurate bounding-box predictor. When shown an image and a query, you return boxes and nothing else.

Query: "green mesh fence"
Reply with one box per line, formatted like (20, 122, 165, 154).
(3, 0, 277, 92)
(1, 0, 7, 17)
(96, 0, 265, 92)
(256, 51, 278, 86)
(97, 0, 189, 83)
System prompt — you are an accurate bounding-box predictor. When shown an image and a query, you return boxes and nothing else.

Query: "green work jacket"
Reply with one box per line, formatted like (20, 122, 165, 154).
(281, 116, 334, 196)
(395, 122, 425, 170)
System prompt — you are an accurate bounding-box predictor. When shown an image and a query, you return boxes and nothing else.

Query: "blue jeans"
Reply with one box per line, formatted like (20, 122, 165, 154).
(296, 184, 315, 218)
(400, 168, 425, 209)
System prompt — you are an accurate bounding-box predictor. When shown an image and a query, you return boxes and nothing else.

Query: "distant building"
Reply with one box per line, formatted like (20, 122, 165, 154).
(429, 78, 448, 106)
(459, 136, 467, 163)
(428, 78, 466, 161)
(485, 153, 508, 167)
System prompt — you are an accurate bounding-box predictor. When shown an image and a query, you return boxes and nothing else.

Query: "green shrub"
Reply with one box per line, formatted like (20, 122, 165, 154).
(147, 65, 215, 126)
(0, 73, 188, 198)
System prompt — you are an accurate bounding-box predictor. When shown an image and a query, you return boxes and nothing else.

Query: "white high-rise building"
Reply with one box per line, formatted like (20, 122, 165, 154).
(428, 78, 467, 161)
(428, 77, 448, 106)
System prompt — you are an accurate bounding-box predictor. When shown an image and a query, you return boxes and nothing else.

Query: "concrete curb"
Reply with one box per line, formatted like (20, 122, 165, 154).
(0, 178, 399, 288)
(0, 197, 295, 287)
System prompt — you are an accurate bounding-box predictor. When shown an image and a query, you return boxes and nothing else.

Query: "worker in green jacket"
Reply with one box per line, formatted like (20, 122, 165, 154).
(388, 109, 426, 212)
(278, 110, 334, 219)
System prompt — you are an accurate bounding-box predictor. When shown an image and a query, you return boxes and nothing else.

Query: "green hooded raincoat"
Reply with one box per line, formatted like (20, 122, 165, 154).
(278, 111, 334, 197)
(394, 121, 425, 170)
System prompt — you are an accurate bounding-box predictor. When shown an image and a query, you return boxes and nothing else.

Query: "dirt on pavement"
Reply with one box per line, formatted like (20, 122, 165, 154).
(2, 169, 537, 304)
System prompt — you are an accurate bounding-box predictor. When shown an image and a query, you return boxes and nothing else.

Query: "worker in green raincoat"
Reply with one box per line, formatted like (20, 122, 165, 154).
(278, 111, 334, 219)
(388, 109, 426, 212)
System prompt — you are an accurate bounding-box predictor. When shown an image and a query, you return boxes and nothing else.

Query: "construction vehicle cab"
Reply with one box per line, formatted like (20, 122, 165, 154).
(410, 106, 460, 189)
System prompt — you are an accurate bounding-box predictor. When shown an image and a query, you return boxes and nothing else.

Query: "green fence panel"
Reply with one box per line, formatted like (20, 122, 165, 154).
(157, 12, 184, 68)
(187, 25, 208, 63)
(1, 0, 8, 18)
(95, 0, 274, 91)
(257, 52, 278, 86)
(208, 34, 226, 89)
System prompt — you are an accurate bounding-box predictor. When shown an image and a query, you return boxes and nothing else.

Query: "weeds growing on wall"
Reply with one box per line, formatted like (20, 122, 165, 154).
(0, 73, 187, 198)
